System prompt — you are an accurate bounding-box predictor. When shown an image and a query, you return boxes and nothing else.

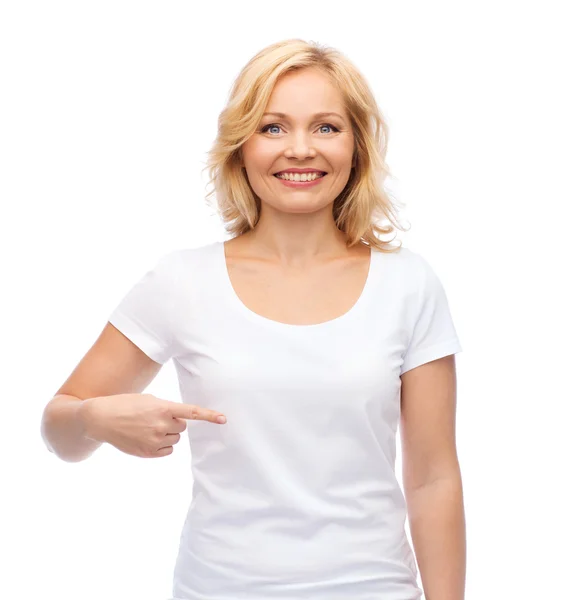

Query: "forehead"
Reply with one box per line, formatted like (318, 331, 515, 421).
(265, 68, 347, 120)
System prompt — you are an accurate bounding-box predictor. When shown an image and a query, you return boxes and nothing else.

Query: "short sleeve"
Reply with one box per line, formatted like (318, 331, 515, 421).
(107, 251, 180, 365)
(400, 255, 463, 375)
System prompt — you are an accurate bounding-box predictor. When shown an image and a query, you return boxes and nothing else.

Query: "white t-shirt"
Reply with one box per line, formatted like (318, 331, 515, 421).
(108, 240, 463, 600)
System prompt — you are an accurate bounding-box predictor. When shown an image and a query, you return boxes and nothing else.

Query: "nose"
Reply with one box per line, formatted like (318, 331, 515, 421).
(283, 131, 317, 159)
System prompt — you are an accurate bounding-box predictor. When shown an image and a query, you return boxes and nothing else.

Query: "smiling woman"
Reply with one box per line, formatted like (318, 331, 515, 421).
(237, 67, 357, 214)
(203, 39, 408, 250)
(48, 37, 464, 600)
(162, 38, 461, 600)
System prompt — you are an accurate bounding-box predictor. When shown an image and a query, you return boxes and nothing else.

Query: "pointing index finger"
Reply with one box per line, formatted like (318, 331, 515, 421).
(170, 402, 226, 424)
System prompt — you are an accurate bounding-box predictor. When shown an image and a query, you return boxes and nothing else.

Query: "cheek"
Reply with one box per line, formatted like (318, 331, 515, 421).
(316, 138, 355, 164)
(243, 139, 276, 169)
(335, 139, 356, 161)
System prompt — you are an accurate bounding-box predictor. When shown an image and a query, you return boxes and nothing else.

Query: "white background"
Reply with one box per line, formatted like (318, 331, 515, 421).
(2, 1, 574, 599)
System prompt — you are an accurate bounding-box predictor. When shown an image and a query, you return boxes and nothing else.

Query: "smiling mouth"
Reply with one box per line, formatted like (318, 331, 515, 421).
(273, 172, 327, 180)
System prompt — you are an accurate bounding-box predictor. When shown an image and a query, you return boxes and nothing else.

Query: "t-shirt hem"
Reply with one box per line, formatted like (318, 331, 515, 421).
(400, 338, 462, 375)
(108, 310, 170, 365)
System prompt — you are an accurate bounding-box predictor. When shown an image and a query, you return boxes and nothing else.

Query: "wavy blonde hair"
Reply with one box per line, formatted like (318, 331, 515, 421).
(203, 38, 409, 254)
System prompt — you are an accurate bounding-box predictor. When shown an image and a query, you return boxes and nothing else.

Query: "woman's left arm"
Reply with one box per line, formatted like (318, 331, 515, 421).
(400, 354, 467, 600)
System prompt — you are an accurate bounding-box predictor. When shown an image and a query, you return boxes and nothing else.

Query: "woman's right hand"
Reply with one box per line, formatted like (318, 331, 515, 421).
(78, 393, 227, 458)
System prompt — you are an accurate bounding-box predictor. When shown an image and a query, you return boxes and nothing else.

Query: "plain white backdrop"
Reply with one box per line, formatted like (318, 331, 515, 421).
(1, 1, 574, 599)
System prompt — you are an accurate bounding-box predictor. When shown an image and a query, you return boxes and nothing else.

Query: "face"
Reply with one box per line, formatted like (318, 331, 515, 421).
(240, 67, 356, 215)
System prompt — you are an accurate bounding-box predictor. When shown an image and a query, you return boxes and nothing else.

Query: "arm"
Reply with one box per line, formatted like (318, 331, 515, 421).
(41, 394, 103, 463)
(400, 354, 466, 600)
(41, 321, 163, 462)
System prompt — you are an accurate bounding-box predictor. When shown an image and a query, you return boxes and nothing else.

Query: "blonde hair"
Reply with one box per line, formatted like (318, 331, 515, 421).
(203, 39, 409, 253)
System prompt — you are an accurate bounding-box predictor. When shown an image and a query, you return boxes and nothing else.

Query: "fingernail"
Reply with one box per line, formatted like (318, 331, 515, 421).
(217, 415, 227, 424)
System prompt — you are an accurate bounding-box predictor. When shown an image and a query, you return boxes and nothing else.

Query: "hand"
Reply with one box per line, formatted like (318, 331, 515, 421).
(79, 393, 226, 458)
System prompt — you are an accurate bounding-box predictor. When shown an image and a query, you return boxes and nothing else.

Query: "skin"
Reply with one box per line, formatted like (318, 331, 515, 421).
(236, 66, 363, 267)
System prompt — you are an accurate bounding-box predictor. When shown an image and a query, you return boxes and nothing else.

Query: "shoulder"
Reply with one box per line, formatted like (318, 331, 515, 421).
(369, 245, 453, 317)
(371, 243, 427, 289)
(385, 245, 427, 269)
(382, 245, 441, 290)
(372, 243, 423, 266)
(167, 240, 221, 270)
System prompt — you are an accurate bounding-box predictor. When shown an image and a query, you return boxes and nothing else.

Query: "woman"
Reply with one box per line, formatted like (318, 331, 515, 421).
(43, 39, 465, 600)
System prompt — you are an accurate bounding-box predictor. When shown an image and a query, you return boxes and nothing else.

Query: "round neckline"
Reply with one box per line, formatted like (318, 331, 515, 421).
(217, 240, 376, 330)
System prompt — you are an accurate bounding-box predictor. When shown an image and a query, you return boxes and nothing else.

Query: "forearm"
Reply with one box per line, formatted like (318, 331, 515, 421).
(405, 475, 467, 600)
(41, 394, 103, 463)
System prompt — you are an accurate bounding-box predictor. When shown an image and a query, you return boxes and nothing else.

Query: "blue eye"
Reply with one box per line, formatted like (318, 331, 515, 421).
(259, 123, 340, 135)
(260, 124, 282, 135)
(318, 124, 339, 134)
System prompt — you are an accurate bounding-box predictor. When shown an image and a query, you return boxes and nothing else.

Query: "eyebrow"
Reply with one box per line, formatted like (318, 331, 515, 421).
(262, 111, 345, 121)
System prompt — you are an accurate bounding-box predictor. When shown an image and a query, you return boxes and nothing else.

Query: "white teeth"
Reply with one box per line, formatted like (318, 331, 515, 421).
(277, 172, 324, 181)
